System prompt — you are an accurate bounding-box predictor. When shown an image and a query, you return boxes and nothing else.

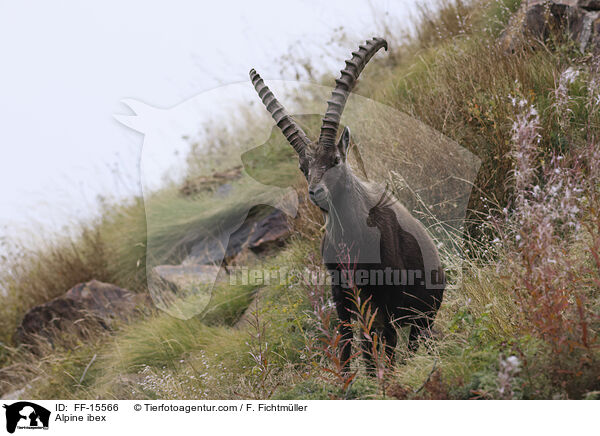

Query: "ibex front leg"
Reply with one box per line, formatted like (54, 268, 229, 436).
(332, 284, 353, 374)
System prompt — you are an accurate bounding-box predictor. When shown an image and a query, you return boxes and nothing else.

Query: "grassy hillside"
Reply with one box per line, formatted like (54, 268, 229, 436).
(1, 0, 599, 399)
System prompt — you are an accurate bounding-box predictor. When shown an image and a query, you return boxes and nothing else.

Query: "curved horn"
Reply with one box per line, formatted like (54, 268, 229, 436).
(319, 37, 388, 147)
(249, 69, 311, 158)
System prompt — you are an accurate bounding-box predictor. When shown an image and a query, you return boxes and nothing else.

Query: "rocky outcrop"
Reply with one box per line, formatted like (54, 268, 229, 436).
(152, 206, 292, 296)
(152, 264, 226, 293)
(147, 149, 299, 319)
(500, 0, 600, 52)
(187, 207, 291, 265)
(15, 280, 150, 348)
(179, 166, 242, 197)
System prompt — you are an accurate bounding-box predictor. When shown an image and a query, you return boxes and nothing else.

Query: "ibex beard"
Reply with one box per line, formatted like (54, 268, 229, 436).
(250, 37, 445, 372)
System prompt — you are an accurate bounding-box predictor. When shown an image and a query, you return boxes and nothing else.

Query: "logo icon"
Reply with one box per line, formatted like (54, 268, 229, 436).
(115, 78, 480, 320)
(3, 402, 50, 434)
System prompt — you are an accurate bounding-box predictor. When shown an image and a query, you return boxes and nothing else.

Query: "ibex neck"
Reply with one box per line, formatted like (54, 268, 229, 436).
(323, 172, 382, 265)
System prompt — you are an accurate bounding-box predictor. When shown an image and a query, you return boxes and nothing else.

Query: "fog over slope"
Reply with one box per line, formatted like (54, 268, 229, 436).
(0, 0, 421, 244)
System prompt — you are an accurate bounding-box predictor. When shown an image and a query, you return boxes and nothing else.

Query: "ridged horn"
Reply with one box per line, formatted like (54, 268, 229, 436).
(249, 69, 311, 159)
(319, 37, 388, 147)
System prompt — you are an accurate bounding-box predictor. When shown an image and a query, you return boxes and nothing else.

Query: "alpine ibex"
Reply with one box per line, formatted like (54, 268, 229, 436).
(250, 37, 445, 369)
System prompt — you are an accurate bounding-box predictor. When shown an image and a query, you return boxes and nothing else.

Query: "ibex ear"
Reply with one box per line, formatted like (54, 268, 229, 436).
(338, 126, 351, 159)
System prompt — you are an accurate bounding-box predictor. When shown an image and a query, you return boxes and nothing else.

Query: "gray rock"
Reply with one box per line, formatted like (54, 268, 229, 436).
(188, 207, 291, 265)
(499, 0, 600, 52)
(215, 183, 233, 198)
(152, 264, 226, 293)
(179, 166, 242, 197)
(14, 280, 149, 348)
(0, 385, 30, 401)
(149, 264, 228, 313)
(579, 0, 600, 10)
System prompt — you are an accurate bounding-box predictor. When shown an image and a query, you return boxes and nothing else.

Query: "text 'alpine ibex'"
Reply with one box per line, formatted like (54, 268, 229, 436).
(250, 37, 445, 370)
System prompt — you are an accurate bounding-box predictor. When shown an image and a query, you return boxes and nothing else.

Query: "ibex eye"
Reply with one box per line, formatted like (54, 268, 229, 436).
(334, 156, 341, 166)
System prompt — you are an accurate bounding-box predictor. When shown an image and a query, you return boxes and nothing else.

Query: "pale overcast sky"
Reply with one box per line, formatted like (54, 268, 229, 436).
(0, 0, 423, 240)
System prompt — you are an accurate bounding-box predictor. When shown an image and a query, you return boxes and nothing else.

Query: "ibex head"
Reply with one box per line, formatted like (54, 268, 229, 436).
(250, 37, 388, 211)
